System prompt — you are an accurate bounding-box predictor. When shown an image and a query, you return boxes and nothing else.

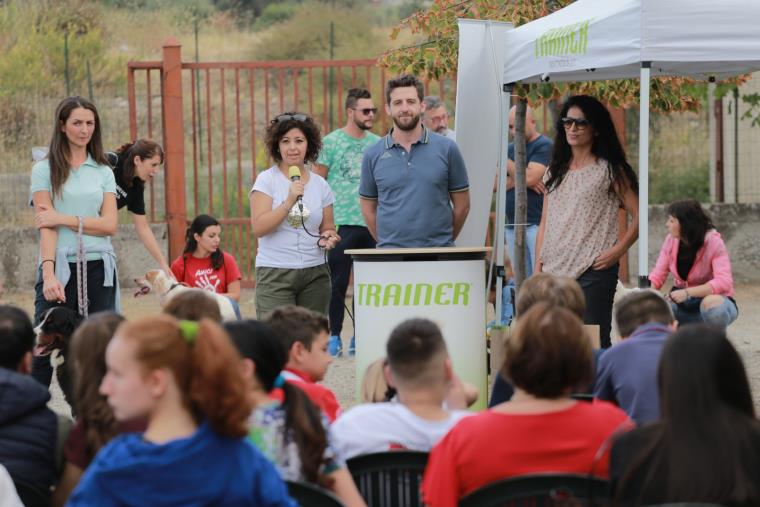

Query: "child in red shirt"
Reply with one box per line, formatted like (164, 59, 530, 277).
(265, 305, 341, 422)
(170, 214, 242, 301)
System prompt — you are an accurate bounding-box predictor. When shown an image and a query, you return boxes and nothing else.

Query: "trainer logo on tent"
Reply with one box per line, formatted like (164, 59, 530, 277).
(535, 19, 591, 58)
(356, 282, 471, 307)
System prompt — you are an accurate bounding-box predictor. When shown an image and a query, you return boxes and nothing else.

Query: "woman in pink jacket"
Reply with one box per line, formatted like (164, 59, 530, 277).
(649, 199, 737, 328)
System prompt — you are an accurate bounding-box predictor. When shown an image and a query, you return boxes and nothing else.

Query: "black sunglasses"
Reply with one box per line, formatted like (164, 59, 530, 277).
(561, 116, 591, 129)
(273, 113, 310, 123)
(351, 107, 378, 115)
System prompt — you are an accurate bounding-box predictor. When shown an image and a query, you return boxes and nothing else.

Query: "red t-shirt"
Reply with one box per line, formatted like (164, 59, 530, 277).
(170, 251, 242, 294)
(64, 419, 146, 469)
(422, 401, 632, 507)
(271, 368, 342, 422)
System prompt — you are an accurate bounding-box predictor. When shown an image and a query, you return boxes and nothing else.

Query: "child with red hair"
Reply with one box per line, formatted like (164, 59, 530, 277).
(67, 315, 296, 507)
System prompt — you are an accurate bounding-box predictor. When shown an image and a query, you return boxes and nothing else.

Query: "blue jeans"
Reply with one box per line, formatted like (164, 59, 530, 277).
(670, 295, 737, 329)
(501, 224, 539, 324)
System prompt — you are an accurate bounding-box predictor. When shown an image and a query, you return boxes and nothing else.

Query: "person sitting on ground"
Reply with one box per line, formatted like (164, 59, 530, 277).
(0, 305, 57, 496)
(423, 304, 631, 507)
(52, 312, 145, 507)
(226, 320, 366, 507)
(333, 318, 472, 460)
(68, 315, 296, 506)
(163, 289, 222, 322)
(649, 199, 737, 329)
(266, 305, 342, 422)
(170, 214, 243, 318)
(489, 273, 587, 406)
(610, 324, 760, 506)
(594, 291, 676, 426)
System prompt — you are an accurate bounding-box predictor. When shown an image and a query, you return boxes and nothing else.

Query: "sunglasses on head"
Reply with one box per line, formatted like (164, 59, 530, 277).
(561, 117, 591, 129)
(351, 107, 378, 115)
(273, 113, 310, 124)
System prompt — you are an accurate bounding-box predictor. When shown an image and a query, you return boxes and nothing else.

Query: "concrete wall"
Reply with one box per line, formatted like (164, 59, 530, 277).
(1, 223, 168, 290)
(2, 204, 758, 290)
(626, 203, 760, 285)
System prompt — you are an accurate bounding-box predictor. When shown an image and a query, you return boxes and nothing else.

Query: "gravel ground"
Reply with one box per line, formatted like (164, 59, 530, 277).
(3, 284, 758, 415)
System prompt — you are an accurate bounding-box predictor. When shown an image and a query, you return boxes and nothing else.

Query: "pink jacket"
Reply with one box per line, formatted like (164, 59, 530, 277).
(649, 229, 734, 297)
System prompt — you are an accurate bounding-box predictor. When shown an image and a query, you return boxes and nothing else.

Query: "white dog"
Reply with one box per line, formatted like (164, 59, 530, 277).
(134, 269, 238, 321)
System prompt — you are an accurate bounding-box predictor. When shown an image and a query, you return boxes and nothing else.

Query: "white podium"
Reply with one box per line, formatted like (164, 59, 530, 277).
(346, 247, 489, 410)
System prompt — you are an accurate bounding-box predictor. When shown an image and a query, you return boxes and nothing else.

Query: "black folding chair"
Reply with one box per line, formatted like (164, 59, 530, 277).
(12, 479, 50, 507)
(286, 480, 344, 507)
(458, 473, 609, 507)
(346, 451, 429, 507)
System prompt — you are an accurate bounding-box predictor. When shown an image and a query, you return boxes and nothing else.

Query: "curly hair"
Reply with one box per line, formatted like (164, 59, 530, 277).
(70, 312, 125, 465)
(264, 112, 322, 164)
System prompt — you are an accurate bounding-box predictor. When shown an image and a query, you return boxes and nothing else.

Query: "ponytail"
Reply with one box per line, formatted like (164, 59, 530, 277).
(281, 382, 334, 488)
(119, 315, 251, 438)
(184, 214, 224, 270)
(115, 139, 164, 189)
(187, 319, 251, 437)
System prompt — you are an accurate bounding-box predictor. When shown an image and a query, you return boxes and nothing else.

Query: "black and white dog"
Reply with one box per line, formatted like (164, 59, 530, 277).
(33, 307, 83, 410)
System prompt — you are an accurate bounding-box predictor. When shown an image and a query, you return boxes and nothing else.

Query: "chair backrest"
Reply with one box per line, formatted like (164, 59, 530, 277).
(286, 480, 344, 507)
(346, 451, 429, 507)
(458, 473, 609, 507)
(12, 479, 50, 507)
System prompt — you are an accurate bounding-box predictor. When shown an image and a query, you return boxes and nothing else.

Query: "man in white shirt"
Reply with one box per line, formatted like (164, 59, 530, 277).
(422, 95, 456, 141)
(332, 318, 470, 460)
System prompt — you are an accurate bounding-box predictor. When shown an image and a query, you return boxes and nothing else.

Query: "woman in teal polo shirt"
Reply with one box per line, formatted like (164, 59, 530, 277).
(31, 96, 119, 323)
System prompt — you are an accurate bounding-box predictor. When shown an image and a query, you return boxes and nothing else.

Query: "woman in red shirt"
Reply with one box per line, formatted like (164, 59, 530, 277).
(422, 303, 631, 507)
(171, 214, 242, 301)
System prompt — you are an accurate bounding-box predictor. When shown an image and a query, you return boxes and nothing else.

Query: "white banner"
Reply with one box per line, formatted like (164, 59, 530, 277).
(454, 20, 512, 248)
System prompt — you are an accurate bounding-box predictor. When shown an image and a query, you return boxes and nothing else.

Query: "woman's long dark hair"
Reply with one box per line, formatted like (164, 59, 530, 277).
(47, 96, 109, 199)
(615, 325, 760, 506)
(70, 312, 125, 465)
(545, 95, 638, 197)
(225, 320, 333, 488)
(667, 199, 715, 250)
(115, 139, 163, 189)
(183, 214, 224, 270)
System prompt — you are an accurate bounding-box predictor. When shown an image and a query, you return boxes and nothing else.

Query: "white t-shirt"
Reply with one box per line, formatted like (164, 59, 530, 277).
(251, 166, 335, 269)
(331, 402, 471, 460)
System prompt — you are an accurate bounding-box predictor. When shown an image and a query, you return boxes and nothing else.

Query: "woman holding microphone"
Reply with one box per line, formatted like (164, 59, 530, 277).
(249, 112, 340, 319)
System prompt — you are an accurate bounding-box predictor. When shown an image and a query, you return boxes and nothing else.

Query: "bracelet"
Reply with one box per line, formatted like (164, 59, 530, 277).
(684, 288, 691, 299)
(40, 259, 55, 267)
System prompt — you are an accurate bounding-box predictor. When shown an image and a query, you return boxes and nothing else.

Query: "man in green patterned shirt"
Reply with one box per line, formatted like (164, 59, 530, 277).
(315, 88, 381, 357)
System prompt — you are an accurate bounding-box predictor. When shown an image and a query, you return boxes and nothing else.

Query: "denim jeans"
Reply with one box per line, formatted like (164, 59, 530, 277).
(670, 295, 738, 329)
(501, 224, 539, 324)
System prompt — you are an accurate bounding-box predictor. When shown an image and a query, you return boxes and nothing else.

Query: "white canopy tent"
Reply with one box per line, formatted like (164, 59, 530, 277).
(496, 0, 760, 298)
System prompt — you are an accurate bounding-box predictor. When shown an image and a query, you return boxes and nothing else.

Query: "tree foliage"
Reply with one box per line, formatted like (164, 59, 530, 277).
(379, 0, 748, 113)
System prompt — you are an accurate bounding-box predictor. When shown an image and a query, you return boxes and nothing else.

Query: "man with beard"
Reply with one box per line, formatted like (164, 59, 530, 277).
(314, 88, 380, 356)
(360, 75, 470, 248)
(422, 95, 456, 141)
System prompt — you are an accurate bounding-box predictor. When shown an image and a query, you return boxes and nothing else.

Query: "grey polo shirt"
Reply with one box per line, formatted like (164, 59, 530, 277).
(359, 127, 469, 248)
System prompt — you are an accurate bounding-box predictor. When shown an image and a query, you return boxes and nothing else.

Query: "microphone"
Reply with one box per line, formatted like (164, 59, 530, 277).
(288, 166, 303, 211)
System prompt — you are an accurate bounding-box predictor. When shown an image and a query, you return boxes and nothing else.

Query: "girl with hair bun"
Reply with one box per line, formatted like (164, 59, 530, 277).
(68, 315, 296, 507)
(170, 214, 242, 315)
(110, 139, 171, 276)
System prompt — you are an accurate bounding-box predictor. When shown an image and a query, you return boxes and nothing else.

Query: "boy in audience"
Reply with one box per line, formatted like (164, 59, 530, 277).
(0, 305, 57, 494)
(266, 305, 342, 421)
(594, 291, 676, 425)
(332, 318, 471, 460)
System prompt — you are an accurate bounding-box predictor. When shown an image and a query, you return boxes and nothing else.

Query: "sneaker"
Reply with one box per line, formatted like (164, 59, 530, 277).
(347, 336, 356, 356)
(328, 335, 343, 357)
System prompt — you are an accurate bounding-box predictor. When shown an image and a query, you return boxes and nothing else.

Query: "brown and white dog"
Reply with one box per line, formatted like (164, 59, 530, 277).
(134, 269, 238, 321)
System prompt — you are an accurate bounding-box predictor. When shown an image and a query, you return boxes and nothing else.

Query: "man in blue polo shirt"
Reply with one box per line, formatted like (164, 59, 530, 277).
(359, 74, 470, 248)
(502, 105, 553, 323)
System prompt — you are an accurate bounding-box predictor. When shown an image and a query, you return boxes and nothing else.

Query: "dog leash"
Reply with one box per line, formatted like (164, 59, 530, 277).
(76, 216, 88, 318)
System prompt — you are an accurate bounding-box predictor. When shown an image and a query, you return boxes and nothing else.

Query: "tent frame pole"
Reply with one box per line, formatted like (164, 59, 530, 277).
(495, 83, 512, 323)
(638, 62, 651, 288)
